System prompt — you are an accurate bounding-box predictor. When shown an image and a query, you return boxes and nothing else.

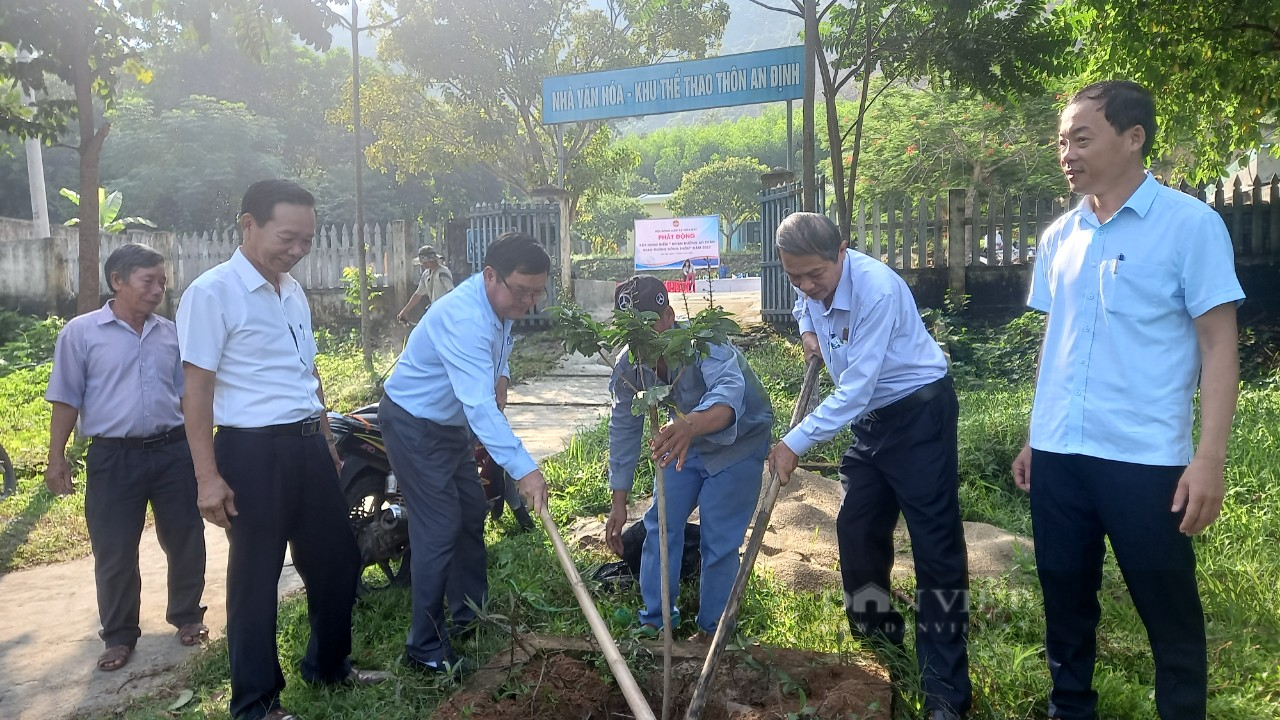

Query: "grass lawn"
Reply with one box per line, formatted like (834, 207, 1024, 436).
(6, 319, 1276, 718)
(78, 330, 1280, 719)
(0, 328, 563, 574)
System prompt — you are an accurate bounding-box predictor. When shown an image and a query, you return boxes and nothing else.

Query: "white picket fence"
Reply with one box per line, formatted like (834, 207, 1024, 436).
(0, 217, 416, 313)
(170, 223, 399, 293)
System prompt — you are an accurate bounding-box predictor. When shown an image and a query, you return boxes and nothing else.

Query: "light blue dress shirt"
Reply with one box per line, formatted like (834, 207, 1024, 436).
(1028, 173, 1245, 466)
(383, 274, 536, 480)
(46, 301, 185, 437)
(784, 249, 947, 456)
(607, 339, 773, 491)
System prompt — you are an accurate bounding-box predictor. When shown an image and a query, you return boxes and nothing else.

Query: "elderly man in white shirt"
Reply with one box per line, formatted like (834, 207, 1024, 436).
(177, 179, 386, 720)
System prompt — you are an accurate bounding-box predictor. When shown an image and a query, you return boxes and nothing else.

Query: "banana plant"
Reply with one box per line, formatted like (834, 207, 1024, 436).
(59, 187, 156, 234)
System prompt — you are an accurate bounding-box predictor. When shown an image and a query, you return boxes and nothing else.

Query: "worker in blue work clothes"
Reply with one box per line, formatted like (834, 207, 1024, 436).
(604, 275, 773, 638)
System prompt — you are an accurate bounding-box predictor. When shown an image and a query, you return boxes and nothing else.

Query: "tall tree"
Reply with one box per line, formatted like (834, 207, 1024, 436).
(361, 0, 729, 214)
(851, 86, 1063, 200)
(668, 156, 768, 251)
(748, 0, 1066, 239)
(1061, 0, 1280, 181)
(619, 105, 794, 192)
(101, 96, 288, 231)
(0, 0, 337, 314)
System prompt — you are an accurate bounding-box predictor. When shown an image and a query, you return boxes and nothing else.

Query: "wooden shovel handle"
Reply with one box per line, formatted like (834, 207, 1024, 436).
(540, 506, 658, 720)
(684, 356, 822, 720)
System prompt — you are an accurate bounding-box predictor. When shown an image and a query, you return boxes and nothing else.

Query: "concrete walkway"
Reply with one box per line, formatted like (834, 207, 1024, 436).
(0, 353, 612, 720)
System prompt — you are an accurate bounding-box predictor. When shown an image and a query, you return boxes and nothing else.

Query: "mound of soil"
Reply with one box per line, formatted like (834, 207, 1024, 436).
(432, 638, 890, 720)
(567, 468, 1033, 594)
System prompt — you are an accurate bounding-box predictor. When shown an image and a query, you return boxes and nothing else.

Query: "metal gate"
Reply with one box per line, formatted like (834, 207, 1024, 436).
(760, 179, 825, 324)
(466, 202, 560, 323)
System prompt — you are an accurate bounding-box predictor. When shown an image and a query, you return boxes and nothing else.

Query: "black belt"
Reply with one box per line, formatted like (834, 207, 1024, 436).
(93, 426, 186, 450)
(219, 417, 323, 436)
(865, 376, 952, 422)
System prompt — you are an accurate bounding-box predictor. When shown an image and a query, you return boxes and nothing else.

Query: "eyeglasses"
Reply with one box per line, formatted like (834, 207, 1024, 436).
(500, 275, 547, 303)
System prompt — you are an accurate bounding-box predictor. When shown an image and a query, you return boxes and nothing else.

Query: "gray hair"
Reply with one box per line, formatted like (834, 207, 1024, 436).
(775, 212, 843, 262)
(103, 243, 165, 294)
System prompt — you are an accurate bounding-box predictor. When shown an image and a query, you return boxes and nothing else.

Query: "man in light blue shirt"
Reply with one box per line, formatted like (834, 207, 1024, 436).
(1012, 80, 1243, 720)
(379, 231, 550, 674)
(604, 275, 773, 637)
(767, 212, 970, 720)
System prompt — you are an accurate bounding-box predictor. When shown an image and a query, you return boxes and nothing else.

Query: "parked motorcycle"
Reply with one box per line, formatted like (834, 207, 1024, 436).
(328, 404, 410, 590)
(328, 403, 536, 592)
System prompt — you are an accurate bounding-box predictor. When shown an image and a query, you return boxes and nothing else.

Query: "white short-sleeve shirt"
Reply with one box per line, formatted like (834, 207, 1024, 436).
(176, 248, 323, 426)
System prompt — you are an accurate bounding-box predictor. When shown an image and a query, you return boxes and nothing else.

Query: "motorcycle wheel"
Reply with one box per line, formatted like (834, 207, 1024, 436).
(345, 470, 411, 591)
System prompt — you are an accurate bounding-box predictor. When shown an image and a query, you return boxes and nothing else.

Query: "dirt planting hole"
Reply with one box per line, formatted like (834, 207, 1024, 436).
(431, 636, 891, 720)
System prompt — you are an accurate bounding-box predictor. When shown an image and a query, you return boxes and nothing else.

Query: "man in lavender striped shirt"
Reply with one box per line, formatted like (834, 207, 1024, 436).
(45, 243, 207, 674)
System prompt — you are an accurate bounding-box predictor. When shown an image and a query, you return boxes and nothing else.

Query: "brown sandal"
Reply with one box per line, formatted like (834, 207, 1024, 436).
(97, 644, 133, 672)
(177, 622, 209, 646)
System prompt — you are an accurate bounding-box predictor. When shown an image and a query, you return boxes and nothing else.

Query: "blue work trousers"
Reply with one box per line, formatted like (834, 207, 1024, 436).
(638, 451, 763, 633)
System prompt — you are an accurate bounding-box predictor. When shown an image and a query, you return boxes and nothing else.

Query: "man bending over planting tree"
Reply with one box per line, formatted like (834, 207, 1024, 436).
(604, 275, 773, 639)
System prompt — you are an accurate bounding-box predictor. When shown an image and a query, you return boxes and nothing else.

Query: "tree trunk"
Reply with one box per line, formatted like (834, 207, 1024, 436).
(802, 0, 818, 212)
(844, 58, 874, 246)
(816, 53, 847, 240)
(71, 3, 106, 316)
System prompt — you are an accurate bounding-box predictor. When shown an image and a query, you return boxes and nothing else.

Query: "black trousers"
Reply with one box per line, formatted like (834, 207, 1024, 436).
(378, 396, 488, 666)
(215, 430, 361, 720)
(837, 385, 971, 716)
(84, 439, 206, 648)
(1030, 450, 1206, 720)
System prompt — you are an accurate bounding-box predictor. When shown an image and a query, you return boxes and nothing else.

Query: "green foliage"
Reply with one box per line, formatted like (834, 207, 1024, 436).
(668, 156, 768, 250)
(363, 0, 729, 206)
(923, 299, 1046, 390)
(100, 95, 286, 231)
(551, 301, 741, 416)
(0, 312, 64, 377)
(340, 266, 383, 317)
(852, 85, 1064, 200)
(576, 193, 648, 255)
(618, 104, 795, 192)
(1060, 0, 1280, 182)
(810, 0, 1068, 235)
(58, 186, 155, 234)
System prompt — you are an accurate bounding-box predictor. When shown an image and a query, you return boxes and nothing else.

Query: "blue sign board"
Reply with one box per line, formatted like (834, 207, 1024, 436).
(542, 46, 804, 124)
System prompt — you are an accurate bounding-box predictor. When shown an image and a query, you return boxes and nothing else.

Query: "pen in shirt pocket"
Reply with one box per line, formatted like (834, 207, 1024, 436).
(1112, 253, 1125, 275)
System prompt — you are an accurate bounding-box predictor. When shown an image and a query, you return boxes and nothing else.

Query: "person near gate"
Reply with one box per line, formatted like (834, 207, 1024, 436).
(378, 231, 550, 675)
(45, 242, 208, 674)
(1012, 79, 1243, 720)
(396, 244, 454, 324)
(766, 212, 971, 720)
(603, 275, 773, 638)
(177, 179, 388, 720)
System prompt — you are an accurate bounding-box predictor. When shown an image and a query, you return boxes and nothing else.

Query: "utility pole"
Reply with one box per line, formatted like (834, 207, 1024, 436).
(351, 1, 374, 377)
(556, 127, 572, 301)
(802, 0, 817, 212)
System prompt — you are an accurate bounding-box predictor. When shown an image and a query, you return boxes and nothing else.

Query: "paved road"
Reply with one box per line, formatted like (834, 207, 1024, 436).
(0, 353, 611, 720)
